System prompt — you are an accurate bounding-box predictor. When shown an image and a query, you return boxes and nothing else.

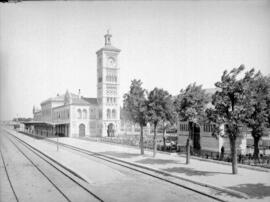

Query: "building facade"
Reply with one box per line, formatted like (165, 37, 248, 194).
(28, 31, 121, 138)
(177, 121, 248, 156)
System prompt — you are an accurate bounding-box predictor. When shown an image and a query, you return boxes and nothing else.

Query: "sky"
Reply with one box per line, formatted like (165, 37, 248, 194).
(0, 0, 270, 120)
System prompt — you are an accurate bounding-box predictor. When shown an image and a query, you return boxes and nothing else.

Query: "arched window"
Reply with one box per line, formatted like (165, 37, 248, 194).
(112, 109, 116, 119)
(77, 109, 82, 119)
(83, 109, 87, 119)
(107, 109, 111, 119)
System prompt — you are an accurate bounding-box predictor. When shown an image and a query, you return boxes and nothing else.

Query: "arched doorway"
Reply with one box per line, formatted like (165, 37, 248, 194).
(192, 124, 201, 150)
(79, 124, 85, 137)
(107, 123, 115, 137)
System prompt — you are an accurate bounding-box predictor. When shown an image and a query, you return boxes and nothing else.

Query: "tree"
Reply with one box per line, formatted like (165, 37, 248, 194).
(161, 101, 177, 150)
(147, 88, 173, 157)
(123, 80, 148, 155)
(206, 65, 248, 174)
(242, 70, 270, 158)
(267, 76, 270, 126)
(174, 83, 210, 164)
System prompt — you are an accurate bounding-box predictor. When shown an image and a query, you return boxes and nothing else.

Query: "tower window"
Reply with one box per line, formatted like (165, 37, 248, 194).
(83, 109, 87, 119)
(77, 109, 82, 119)
(112, 109, 116, 119)
(107, 109, 111, 119)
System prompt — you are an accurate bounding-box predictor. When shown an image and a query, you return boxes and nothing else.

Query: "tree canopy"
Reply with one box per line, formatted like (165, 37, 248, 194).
(147, 88, 173, 126)
(174, 83, 210, 123)
(123, 79, 148, 127)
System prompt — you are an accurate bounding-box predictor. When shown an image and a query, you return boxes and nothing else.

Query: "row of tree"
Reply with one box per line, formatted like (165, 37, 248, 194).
(123, 65, 270, 174)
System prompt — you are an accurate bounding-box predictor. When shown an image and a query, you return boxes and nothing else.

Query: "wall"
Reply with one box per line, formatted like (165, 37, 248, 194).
(70, 105, 90, 138)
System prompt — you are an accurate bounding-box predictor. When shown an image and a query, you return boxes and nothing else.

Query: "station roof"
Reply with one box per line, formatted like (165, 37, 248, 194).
(81, 97, 98, 105)
(22, 121, 68, 126)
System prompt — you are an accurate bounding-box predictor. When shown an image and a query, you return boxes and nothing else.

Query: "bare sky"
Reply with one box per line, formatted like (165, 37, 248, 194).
(0, 0, 270, 120)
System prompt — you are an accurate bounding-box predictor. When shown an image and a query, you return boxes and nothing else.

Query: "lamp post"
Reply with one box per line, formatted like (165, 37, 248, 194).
(56, 125, 59, 151)
(53, 124, 58, 151)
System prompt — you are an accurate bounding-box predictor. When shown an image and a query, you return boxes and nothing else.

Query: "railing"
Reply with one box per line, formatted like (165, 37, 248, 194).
(85, 135, 270, 169)
(188, 147, 270, 169)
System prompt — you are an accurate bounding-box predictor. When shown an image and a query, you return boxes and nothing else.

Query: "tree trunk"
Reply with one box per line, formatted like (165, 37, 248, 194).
(162, 122, 166, 150)
(153, 123, 157, 157)
(253, 136, 260, 159)
(139, 125, 144, 155)
(186, 122, 192, 164)
(186, 138, 190, 164)
(230, 137, 238, 174)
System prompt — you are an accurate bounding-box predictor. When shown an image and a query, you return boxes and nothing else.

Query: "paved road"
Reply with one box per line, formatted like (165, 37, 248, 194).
(0, 129, 217, 202)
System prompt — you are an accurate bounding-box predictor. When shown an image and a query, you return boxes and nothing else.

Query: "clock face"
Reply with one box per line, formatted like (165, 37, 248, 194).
(107, 57, 116, 68)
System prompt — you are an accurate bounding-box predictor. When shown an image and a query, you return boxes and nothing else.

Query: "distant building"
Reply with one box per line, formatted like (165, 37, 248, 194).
(26, 31, 121, 138)
(177, 121, 249, 156)
(177, 88, 249, 156)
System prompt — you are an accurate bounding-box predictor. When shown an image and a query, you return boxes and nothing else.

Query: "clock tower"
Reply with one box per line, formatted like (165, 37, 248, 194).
(96, 30, 121, 137)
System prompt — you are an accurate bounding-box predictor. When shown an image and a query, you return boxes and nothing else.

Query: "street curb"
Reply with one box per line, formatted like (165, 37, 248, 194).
(84, 137, 270, 173)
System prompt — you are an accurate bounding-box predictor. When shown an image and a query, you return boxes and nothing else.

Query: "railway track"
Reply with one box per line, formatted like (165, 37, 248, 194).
(0, 132, 104, 202)
(4, 130, 231, 202)
(0, 148, 19, 202)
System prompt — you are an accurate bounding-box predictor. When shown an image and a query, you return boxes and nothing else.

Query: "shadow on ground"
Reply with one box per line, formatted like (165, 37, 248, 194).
(225, 183, 270, 199)
(162, 167, 229, 176)
(99, 151, 142, 158)
(135, 158, 181, 165)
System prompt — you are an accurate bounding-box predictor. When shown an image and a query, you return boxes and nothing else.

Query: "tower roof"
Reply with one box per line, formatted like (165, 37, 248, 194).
(96, 30, 121, 54)
(104, 29, 112, 46)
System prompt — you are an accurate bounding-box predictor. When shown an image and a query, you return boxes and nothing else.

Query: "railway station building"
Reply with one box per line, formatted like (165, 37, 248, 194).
(25, 31, 121, 138)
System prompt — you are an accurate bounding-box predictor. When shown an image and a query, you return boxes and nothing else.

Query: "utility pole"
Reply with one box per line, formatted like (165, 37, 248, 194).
(57, 132, 59, 151)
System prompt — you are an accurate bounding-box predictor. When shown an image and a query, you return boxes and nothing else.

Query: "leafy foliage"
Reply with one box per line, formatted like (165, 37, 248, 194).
(147, 88, 174, 126)
(174, 83, 210, 123)
(123, 80, 148, 127)
(206, 66, 247, 137)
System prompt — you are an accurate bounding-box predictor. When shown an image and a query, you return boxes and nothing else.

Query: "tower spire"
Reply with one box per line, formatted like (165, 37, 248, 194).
(104, 29, 112, 46)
